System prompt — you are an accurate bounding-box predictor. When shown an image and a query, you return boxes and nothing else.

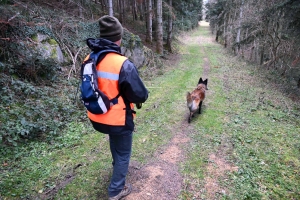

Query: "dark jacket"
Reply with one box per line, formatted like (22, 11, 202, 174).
(86, 38, 148, 135)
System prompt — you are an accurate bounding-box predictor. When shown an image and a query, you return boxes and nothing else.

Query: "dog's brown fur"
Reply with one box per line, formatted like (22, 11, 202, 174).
(187, 77, 208, 123)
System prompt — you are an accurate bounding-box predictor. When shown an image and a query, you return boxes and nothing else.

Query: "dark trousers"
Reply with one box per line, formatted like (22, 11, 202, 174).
(108, 132, 132, 197)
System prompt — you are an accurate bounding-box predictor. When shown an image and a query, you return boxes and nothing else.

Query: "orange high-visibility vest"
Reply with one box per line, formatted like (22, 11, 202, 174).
(87, 53, 135, 125)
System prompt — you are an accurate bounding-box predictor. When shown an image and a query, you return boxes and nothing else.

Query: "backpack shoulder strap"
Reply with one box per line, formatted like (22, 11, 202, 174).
(90, 49, 121, 65)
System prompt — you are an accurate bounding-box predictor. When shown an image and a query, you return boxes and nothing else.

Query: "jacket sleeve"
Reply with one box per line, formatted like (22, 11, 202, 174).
(119, 59, 148, 103)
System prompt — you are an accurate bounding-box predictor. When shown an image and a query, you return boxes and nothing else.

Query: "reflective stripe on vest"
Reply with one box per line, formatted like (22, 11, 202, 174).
(97, 71, 119, 80)
(87, 53, 135, 125)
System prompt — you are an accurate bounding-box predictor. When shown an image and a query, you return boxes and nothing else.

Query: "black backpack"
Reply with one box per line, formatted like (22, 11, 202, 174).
(80, 50, 120, 114)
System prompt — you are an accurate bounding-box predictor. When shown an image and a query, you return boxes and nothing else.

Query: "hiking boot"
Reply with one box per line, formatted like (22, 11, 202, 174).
(109, 184, 132, 200)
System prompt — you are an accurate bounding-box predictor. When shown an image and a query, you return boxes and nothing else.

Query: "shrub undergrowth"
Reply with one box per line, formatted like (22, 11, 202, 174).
(0, 73, 83, 145)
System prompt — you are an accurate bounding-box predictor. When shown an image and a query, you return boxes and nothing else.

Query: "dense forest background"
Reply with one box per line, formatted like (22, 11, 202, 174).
(0, 0, 299, 144)
(205, 0, 300, 87)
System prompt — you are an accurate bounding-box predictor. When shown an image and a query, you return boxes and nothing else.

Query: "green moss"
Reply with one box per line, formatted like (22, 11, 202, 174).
(31, 35, 38, 42)
(48, 39, 58, 45)
(11, 74, 19, 79)
(50, 48, 57, 59)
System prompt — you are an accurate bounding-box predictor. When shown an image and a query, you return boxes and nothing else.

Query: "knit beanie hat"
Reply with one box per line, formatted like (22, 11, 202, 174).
(99, 15, 123, 42)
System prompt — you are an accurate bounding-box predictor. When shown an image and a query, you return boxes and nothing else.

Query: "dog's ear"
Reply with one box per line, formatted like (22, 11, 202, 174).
(198, 77, 203, 84)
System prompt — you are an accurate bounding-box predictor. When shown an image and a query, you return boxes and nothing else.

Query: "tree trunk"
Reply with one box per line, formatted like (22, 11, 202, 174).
(156, 0, 163, 54)
(101, 0, 107, 12)
(146, 0, 153, 44)
(260, 44, 265, 65)
(108, 0, 113, 16)
(223, 12, 228, 48)
(132, 0, 138, 21)
(138, 0, 144, 21)
(119, 0, 125, 24)
(79, 7, 83, 19)
(166, 0, 173, 52)
(235, 1, 244, 55)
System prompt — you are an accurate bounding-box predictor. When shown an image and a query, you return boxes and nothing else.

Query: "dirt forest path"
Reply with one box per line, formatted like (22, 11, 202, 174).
(123, 21, 235, 200)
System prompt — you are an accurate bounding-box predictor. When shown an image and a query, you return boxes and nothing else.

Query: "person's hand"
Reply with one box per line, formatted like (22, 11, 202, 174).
(136, 103, 142, 109)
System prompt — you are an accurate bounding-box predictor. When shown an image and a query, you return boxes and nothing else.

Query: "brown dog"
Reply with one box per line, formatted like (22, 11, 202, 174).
(186, 77, 208, 123)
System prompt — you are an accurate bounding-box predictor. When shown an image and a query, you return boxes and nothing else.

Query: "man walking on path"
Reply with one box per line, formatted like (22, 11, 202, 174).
(83, 15, 148, 200)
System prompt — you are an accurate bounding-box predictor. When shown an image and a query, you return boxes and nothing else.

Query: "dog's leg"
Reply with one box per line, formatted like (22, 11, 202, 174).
(188, 112, 192, 123)
(199, 101, 203, 114)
